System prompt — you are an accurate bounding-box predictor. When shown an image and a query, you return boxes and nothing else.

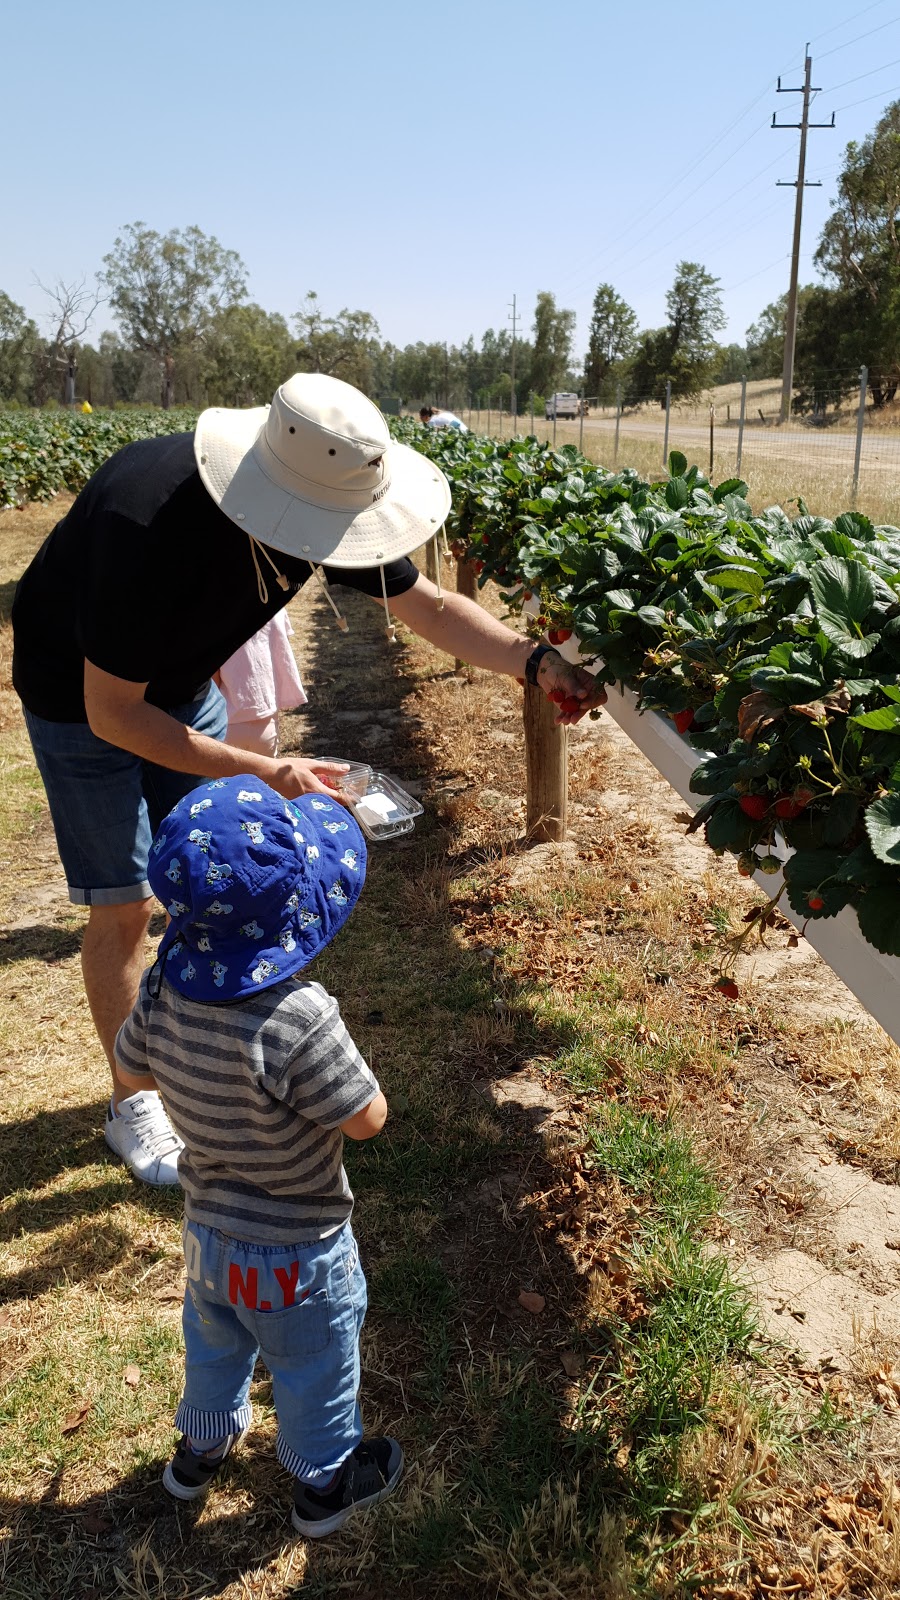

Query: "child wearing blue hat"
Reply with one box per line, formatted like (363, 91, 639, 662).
(114, 774, 403, 1537)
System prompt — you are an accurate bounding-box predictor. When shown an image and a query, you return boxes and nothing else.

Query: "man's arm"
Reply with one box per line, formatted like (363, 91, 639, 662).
(386, 575, 607, 726)
(84, 660, 348, 800)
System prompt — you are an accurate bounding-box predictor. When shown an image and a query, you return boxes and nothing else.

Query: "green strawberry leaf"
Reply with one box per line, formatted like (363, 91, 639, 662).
(856, 887, 900, 955)
(783, 849, 853, 917)
(809, 557, 879, 658)
(865, 793, 900, 864)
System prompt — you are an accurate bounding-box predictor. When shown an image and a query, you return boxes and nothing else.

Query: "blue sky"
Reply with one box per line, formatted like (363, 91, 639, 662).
(5, 0, 900, 362)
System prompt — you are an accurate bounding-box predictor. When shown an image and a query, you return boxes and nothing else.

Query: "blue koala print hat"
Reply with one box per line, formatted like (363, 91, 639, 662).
(147, 775, 367, 1002)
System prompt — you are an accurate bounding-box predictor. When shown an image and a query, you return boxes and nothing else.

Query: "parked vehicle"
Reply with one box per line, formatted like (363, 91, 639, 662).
(545, 393, 581, 420)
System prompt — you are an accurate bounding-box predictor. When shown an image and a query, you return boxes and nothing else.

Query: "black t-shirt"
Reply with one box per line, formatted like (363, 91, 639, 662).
(12, 432, 419, 722)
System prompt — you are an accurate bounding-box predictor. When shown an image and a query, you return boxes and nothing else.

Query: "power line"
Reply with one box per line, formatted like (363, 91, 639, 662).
(556, 78, 778, 295)
(722, 254, 791, 295)
(809, 0, 893, 49)
(602, 149, 788, 290)
(817, 14, 900, 61)
(564, 121, 772, 296)
(834, 83, 900, 114)
(825, 54, 900, 95)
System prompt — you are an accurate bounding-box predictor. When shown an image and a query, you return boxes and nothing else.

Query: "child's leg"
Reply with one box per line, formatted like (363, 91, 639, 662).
(176, 1224, 260, 1441)
(254, 1224, 368, 1486)
(252, 1225, 403, 1536)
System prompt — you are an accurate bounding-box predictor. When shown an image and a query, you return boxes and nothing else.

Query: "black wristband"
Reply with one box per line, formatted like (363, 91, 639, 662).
(525, 644, 557, 687)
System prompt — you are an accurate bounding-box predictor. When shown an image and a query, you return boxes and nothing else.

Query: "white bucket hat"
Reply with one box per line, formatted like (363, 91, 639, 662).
(194, 373, 451, 570)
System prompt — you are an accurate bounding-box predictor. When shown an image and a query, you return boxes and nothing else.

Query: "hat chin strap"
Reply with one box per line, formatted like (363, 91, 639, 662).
(379, 564, 397, 642)
(248, 536, 290, 605)
(310, 564, 350, 632)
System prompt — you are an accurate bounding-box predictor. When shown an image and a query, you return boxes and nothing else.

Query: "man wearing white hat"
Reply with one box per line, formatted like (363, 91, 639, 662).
(12, 374, 605, 1186)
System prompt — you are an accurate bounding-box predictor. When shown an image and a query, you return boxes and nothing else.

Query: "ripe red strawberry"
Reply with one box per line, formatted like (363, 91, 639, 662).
(715, 977, 740, 1000)
(807, 894, 825, 911)
(773, 796, 805, 819)
(555, 628, 572, 643)
(793, 786, 815, 807)
(559, 696, 581, 716)
(738, 794, 769, 820)
(673, 708, 695, 735)
(473, 560, 484, 575)
(523, 589, 533, 600)
(547, 628, 560, 645)
(548, 689, 567, 705)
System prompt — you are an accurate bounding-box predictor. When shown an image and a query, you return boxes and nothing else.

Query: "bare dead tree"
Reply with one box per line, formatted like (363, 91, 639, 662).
(34, 275, 105, 403)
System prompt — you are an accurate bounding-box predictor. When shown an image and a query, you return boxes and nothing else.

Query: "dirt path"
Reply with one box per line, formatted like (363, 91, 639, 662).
(571, 716, 900, 1393)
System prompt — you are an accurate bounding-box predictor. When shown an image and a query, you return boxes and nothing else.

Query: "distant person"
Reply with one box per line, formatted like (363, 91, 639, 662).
(215, 613, 307, 759)
(12, 373, 604, 1187)
(419, 406, 468, 433)
(115, 776, 403, 1535)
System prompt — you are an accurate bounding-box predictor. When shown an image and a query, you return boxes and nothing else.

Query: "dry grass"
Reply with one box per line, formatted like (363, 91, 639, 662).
(458, 403, 900, 526)
(3, 513, 900, 1597)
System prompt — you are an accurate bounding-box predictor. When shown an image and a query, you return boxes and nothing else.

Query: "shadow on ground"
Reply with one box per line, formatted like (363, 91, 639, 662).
(1, 581, 630, 1599)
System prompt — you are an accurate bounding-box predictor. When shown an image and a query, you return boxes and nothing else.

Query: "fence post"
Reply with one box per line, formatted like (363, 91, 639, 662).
(578, 392, 585, 452)
(487, 399, 492, 435)
(552, 405, 557, 447)
(614, 385, 622, 464)
(662, 380, 671, 468)
(523, 682, 568, 841)
(454, 555, 478, 672)
(852, 366, 868, 507)
(530, 392, 534, 433)
(708, 405, 715, 478)
(736, 375, 747, 476)
(498, 403, 503, 440)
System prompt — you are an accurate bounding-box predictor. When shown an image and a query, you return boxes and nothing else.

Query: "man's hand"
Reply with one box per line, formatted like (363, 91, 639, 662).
(536, 650, 608, 726)
(267, 758, 352, 803)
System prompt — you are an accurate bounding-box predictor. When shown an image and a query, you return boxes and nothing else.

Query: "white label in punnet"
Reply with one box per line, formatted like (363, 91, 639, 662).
(355, 793, 398, 826)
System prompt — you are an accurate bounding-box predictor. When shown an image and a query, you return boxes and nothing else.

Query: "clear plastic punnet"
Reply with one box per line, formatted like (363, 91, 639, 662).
(317, 759, 374, 802)
(352, 772, 424, 841)
(314, 761, 423, 841)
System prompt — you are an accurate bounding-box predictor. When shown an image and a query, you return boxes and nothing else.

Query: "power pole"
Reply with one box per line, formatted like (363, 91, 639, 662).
(773, 48, 834, 422)
(508, 294, 518, 422)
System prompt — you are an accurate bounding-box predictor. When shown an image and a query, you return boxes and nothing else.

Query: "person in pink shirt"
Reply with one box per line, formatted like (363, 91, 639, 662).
(215, 613, 307, 758)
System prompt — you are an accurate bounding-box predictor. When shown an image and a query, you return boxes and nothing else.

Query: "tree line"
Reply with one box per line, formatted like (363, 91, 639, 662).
(2, 99, 897, 417)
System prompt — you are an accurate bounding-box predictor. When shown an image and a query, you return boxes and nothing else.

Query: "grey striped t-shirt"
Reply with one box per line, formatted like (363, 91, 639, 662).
(115, 972, 379, 1244)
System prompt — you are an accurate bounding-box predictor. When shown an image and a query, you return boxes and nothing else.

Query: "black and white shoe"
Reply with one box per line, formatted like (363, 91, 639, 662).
(291, 1436, 404, 1538)
(162, 1428, 248, 1501)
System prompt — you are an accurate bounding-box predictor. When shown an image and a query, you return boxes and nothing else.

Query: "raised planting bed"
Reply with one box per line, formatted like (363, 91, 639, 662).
(605, 683, 900, 1044)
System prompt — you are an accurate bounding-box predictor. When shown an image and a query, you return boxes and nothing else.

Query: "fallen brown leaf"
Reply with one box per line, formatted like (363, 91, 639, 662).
(152, 1284, 184, 1303)
(560, 1350, 583, 1377)
(82, 1510, 113, 1535)
(518, 1290, 545, 1315)
(62, 1401, 92, 1434)
(123, 1365, 141, 1388)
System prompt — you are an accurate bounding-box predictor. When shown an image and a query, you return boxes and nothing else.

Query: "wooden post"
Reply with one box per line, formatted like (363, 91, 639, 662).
(523, 681, 568, 841)
(454, 556, 478, 671)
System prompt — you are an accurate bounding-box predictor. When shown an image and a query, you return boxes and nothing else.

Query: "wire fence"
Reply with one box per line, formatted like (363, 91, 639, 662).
(459, 373, 900, 525)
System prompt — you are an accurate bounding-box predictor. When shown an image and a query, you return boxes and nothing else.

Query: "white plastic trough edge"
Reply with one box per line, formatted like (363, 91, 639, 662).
(601, 682, 900, 1045)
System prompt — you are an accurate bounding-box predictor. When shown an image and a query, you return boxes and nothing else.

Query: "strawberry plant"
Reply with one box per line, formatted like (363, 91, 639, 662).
(398, 421, 900, 957)
(0, 406, 199, 506)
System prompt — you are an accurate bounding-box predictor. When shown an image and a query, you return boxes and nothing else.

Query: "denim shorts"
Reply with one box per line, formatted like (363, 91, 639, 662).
(177, 1219, 367, 1486)
(23, 682, 227, 906)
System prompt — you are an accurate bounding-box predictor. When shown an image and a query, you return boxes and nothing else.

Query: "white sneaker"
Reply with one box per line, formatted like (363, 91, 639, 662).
(105, 1091, 184, 1186)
